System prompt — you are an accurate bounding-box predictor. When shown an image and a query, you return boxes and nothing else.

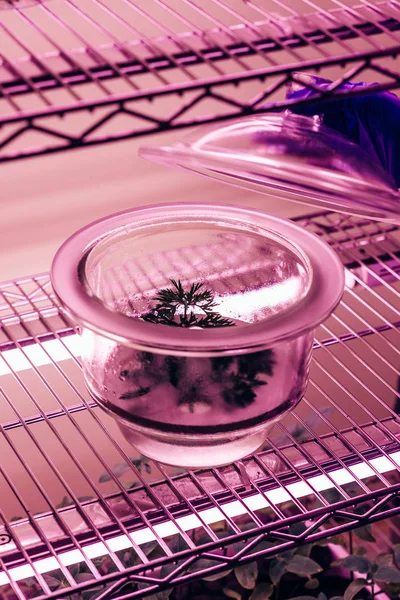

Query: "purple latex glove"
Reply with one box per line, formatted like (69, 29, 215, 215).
(286, 76, 400, 189)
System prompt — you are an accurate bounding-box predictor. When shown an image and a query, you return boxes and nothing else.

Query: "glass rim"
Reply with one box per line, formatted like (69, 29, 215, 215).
(80, 209, 314, 318)
(51, 202, 345, 356)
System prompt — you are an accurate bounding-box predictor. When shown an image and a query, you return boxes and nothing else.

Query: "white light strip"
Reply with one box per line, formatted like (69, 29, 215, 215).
(1, 451, 399, 585)
(0, 336, 81, 376)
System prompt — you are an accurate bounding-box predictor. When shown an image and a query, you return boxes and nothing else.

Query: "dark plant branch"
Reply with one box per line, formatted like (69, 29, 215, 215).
(142, 279, 235, 328)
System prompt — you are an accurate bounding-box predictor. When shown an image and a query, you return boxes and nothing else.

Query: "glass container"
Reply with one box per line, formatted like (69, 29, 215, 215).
(51, 203, 344, 467)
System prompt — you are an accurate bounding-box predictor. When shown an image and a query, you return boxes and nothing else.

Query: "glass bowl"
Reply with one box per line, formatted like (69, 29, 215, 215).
(51, 203, 344, 468)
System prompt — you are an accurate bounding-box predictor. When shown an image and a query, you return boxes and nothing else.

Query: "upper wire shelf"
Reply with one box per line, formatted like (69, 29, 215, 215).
(0, 0, 400, 161)
(0, 211, 400, 599)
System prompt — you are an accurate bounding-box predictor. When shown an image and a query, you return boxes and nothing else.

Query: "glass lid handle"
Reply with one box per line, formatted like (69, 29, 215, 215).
(285, 73, 324, 130)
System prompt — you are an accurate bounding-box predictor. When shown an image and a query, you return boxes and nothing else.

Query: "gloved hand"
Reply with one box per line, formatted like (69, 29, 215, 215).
(286, 75, 400, 189)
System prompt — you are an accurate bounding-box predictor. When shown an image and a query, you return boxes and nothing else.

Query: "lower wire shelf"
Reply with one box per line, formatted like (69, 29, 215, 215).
(0, 210, 399, 599)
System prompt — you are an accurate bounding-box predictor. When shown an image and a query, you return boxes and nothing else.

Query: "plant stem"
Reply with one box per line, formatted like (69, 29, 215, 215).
(349, 530, 354, 582)
(275, 580, 280, 600)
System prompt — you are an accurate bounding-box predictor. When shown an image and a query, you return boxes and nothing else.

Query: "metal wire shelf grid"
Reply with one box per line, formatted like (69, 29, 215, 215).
(0, 210, 399, 599)
(1, 0, 400, 161)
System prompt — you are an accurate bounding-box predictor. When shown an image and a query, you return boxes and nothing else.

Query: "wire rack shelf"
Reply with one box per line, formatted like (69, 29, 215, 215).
(0, 0, 400, 161)
(0, 210, 399, 599)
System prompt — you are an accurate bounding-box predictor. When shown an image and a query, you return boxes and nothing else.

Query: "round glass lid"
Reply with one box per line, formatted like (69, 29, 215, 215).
(139, 113, 400, 222)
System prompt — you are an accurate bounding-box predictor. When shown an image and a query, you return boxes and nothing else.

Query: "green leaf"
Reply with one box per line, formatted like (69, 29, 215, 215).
(338, 555, 371, 573)
(124, 481, 139, 490)
(269, 559, 287, 584)
(223, 588, 242, 600)
(295, 545, 313, 558)
(99, 466, 124, 483)
(122, 548, 138, 567)
(384, 583, 400, 596)
(251, 539, 275, 554)
(249, 583, 274, 600)
(322, 489, 343, 505)
(234, 562, 258, 589)
(375, 553, 393, 567)
(305, 578, 320, 590)
(137, 582, 172, 600)
(56, 496, 72, 509)
(231, 539, 247, 554)
(231, 522, 274, 554)
(68, 563, 82, 578)
(203, 570, 232, 582)
(344, 578, 367, 600)
(99, 456, 150, 483)
(167, 535, 188, 554)
(142, 540, 159, 558)
(374, 566, 400, 583)
(131, 458, 150, 473)
(354, 525, 376, 543)
(191, 559, 232, 582)
(152, 589, 172, 600)
(285, 596, 316, 600)
(394, 545, 400, 568)
(160, 562, 178, 580)
(286, 555, 322, 578)
(354, 547, 367, 556)
(42, 575, 65, 590)
(138, 561, 178, 600)
(75, 573, 95, 583)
